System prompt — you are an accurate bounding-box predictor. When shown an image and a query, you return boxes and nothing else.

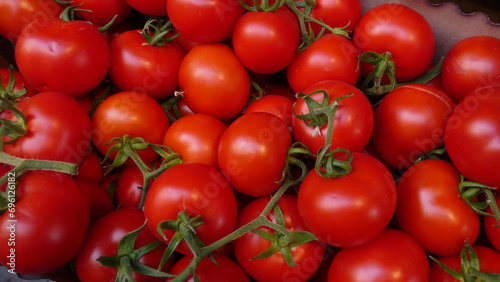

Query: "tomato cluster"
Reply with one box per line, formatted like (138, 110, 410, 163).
(1, 0, 500, 281)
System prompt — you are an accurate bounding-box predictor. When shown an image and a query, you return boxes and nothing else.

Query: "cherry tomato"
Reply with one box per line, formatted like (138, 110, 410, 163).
(244, 94, 295, 127)
(76, 149, 105, 183)
(75, 178, 114, 223)
(70, 0, 132, 26)
(307, 0, 362, 35)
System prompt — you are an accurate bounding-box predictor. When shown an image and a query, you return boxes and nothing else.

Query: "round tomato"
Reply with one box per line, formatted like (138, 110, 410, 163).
(484, 192, 500, 253)
(0, 171, 90, 274)
(244, 94, 295, 127)
(115, 160, 160, 209)
(15, 17, 110, 98)
(307, 0, 362, 35)
(70, 0, 132, 25)
(286, 34, 360, 93)
(441, 36, 500, 103)
(371, 84, 455, 172)
(298, 152, 397, 247)
(0, 68, 37, 119)
(328, 228, 430, 281)
(395, 159, 480, 256)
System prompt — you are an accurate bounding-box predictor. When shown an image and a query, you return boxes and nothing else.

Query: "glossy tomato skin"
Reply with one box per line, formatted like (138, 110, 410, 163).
(233, 194, 326, 282)
(429, 245, 500, 282)
(0, 172, 90, 274)
(298, 152, 397, 247)
(15, 17, 110, 98)
(352, 3, 435, 82)
(163, 113, 227, 169)
(3, 91, 92, 165)
(244, 94, 294, 127)
(307, 0, 362, 35)
(76, 149, 105, 183)
(328, 228, 430, 281)
(444, 85, 500, 189)
(109, 29, 186, 100)
(75, 178, 115, 223)
(92, 91, 170, 164)
(395, 159, 480, 256)
(441, 36, 500, 103)
(286, 34, 360, 93)
(178, 43, 250, 121)
(143, 162, 238, 255)
(292, 80, 374, 156)
(168, 253, 250, 282)
(371, 84, 455, 172)
(218, 112, 292, 197)
(125, 0, 167, 15)
(484, 192, 500, 253)
(115, 164, 149, 208)
(75, 208, 172, 282)
(167, 0, 244, 43)
(232, 7, 301, 74)
(70, 0, 132, 25)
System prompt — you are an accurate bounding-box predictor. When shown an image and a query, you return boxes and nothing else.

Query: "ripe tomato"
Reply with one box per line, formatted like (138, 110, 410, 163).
(328, 228, 430, 281)
(232, 7, 301, 74)
(233, 194, 326, 282)
(371, 84, 455, 172)
(125, 0, 167, 15)
(92, 91, 170, 164)
(444, 85, 500, 189)
(286, 34, 360, 93)
(70, 0, 132, 26)
(291, 80, 374, 156)
(15, 17, 110, 98)
(76, 149, 105, 183)
(178, 43, 250, 121)
(0, 171, 90, 274)
(307, 0, 362, 35)
(109, 29, 186, 100)
(163, 113, 227, 169)
(218, 112, 292, 197)
(352, 3, 435, 82)
(298, 152, 397, 247)
(244, 94, 295, 127)
(3, 91, 92, 165)
(484, 192, 500, 253)
(441, 36, 500, 103)
(143, 162, 238, 255)
(75, 178, 114, 223)
(395, 159, 480, 256)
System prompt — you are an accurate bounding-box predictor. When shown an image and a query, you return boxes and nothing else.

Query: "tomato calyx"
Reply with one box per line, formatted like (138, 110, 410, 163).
(459, 175, 500, 228)
(239, 0, 286, 12)
(55, 0, 91, 22)
(358, 51, 397, 96)
(281, 142, 316, 186)
(314, 146, 352, 179)
(142, 17, 179, 47)
(98, 220, 175, 282)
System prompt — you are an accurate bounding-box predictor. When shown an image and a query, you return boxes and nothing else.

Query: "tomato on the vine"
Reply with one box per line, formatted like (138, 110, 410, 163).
(307, 0, 362, 35)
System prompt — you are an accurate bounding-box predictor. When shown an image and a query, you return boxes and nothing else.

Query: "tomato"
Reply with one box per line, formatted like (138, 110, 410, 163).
(125, 0, 167, 15)
(352, 3, 435, 82)
(441, 36, 500, 103)
(163, 113, 227, 169)
(115, 160, 160, 209)
(0, 68, 37, 119)
(298, 152, 397, 247)
(76, 149, 105, 183)
(143, 162, 238, 255)
(395, 159, 480, 256)
(0, 171, 90, 274)
(3, 91, 92, 165)
(307, 0, 361, 35)
(286, 34, 360, 93)
(291, 80, 374, 156)
(92, 91, 170, 164)
(15, 17, 110, 98)
(429, 245, 500, 281)
(74, 207, 172, 282)
(0, 0, 64, 42)
(232, 7, 301, 74)
(328, 228, 430, 281)
(109, 29, 186, 100)
(444, 84, 500, 189)
(70, 0, 132, 26)
(75, 178, 115, 223)
(371, 84, 455, 172)
(218, 112, 292, 197)
(167, 0, 245, 43)
(177, 43, 251, 121)
(244, 94, 295, 127)
(484, 192, 500, 253)
(233, 194, 326, 282)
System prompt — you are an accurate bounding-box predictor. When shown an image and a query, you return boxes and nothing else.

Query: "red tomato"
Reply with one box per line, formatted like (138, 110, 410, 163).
(441, 36, 500, 103)
(352, 3, 435, 82)
(233, 194, 326, 282)
(115, 164, 146, 209)
(75, 178, 115, 223)
(395, 159, 480, 256)
(328, 228, 430, 281)
(178, 43, 250, 121)
(163, 113, 227, 169)
(307, 0, 362, 35)
(125, 0, 167, 15)
(109, 29, 185, 100)
(3, 91, 92, 165)
(298, 152, 397, 247)
(286, 34, 360, 93)
(0, 172, 90, 274)
(444, 84, 500, 189)
(291, 80, 374, 155)
(74, 208, 172, 282)
(484, 192, 500, 253)
(92, 91, 170, 164)
(167, 0, 244, 43)
(232, 7, 301, 74)
(371, 84, 455, 171)
(244, 94, 294, 127)
(70, 0, 132, 26)
(15, 17, 110, 98)
(218, 112, 292, 197)
(143, 162, 238, 255)
(76, 149, 105, 183)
